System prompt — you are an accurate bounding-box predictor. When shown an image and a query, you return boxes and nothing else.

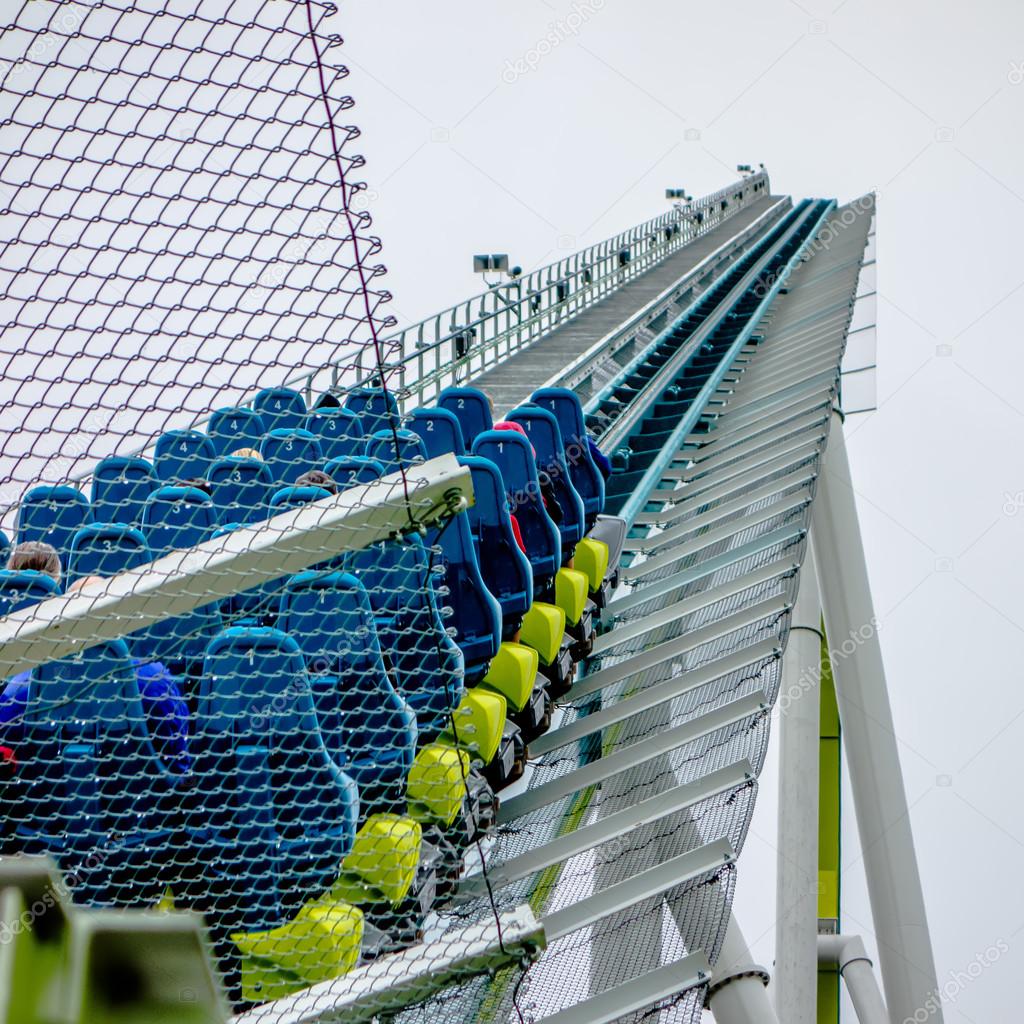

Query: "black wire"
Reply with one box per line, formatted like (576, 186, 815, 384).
(421, 511, 529, 1023)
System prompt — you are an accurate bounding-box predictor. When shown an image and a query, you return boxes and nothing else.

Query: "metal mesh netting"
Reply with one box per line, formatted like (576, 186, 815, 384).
(0, 2, 552, 1018)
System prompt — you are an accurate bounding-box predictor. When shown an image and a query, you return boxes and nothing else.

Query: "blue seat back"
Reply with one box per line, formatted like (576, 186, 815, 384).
(303, 407, 364, 463)
(19, 638, 172, 905)
(207, 457, 276, 525)
(68, 524, 151, 583)
(268, 485, 333, 514)
(0, 569, 61, 615)
(278, 573, 416, 794)
(363, 429, 427, 473)
(458, 455, 532, 619)
(472, 429, 561, 584)
(531, 387, 605, 522)
(342, 387, 400, 437)
(426, 511, 501, 674)
(194, 628, 358, 929)
(154, 429, 217, 483)
(260, 429, 324, 484)
(253, 387, 307, 434)
(16, 485, 93, 564)
(509, 405, 586, 552)
(438, 387, 492, 447)
(91, 457, 158, 528)
(207, 407, 267, 458)
(324, 456, 385, 490)
(0, 529, 9, 566)
(142, 486, 217, 558)
(348, 537, 464, 742)
(408, 408, 466, 458)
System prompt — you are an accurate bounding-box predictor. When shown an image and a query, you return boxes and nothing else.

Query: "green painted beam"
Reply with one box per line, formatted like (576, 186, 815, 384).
(817, 621, 841, 1024)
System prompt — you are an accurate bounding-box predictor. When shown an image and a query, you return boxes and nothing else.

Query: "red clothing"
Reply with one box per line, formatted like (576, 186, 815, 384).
(509, 513, 527, 554)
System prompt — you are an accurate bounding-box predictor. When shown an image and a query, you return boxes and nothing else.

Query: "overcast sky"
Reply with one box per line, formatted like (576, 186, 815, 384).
(335, 1, 1024, 1019)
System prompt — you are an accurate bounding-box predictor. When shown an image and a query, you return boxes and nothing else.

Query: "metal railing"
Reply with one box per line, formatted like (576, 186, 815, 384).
(288, 171, 771, 409)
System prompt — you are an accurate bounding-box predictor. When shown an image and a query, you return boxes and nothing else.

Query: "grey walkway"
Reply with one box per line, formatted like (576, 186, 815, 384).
(470, 195, 785, 412)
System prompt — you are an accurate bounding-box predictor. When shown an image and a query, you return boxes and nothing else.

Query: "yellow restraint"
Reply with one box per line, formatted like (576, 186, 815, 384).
(575, 537, 610, 593)
(234, 898, 364, 1003)
(444, 689, 507, 763)
(480, 641, 539, 712)
(520, 602, 566, 665)
(554, 567, 588, 626)
(407, 742, 472, 829)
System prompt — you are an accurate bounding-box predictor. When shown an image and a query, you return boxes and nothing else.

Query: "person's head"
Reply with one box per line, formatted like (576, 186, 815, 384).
(493, 420, 536, 457)
(230, 447, 262, 461)
(68, 575, 105, 594)
(295, 470, 337, 495)
(7, 541, 61, 583)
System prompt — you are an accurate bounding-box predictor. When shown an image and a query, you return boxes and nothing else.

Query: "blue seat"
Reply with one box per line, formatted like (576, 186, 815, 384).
(253, 387, 307, 434)
(0, 529, 9, 566)
(142, 486, 217, 558)
(68, 523, 151, 583)
(425, 512, 501, 681)
(408, 408, 466, 459)
(0, 569, 61, 615)
(141, 487, 221, 666)
(260, 429, 324, 484)
(438, 387, 492, 447)
(16, 485, 93, 565)
(154, 429, 217, 483)
(207, 457, 276, 525)
(304, 407, 364, 463)
(324, 456, 385, 490)
(458, 456, 533, 623)
(349, 537, 465, 744)
(91, 457, 159, 528)
(16, 638, 175, 906)
(189, 627, 359, 933)
(531, 387, 606, 525)
(363, 429, 427, 474)
(472, 430, 561, 588)
(207, 407, 267, 458)
(508, 405, 586, 556)
(342, 387, 401, 438)
(278, 572, 416, 808)
(268, 485, 333, 514)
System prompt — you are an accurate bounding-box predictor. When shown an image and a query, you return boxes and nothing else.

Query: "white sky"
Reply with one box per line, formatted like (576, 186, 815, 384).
(335, 1, 1024, 1020)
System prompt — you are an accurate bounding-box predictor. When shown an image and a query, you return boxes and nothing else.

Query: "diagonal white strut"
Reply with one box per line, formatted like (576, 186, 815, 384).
(811, 407, 942, 1023)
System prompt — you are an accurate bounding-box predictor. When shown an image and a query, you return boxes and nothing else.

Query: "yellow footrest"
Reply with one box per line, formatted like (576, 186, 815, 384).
(555, 567, 588, 626)
(335, 813, 422, 906)
(521, 602, 566, 665)
(233, 898, 363, 1002)
(480, 641, 539, 712)
(444, 688, 507, 763)
(408, 742, 472, 828)
(576, 537, 610, 593)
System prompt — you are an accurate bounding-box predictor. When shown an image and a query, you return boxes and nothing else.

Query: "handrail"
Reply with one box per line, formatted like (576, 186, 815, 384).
(286, 171, 771, 409)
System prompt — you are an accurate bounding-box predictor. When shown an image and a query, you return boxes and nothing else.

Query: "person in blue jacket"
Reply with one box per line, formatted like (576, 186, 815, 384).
(0, 576, 191, 775)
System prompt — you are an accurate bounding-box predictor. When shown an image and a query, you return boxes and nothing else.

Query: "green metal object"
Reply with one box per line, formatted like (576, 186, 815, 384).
(0, 856, 227, 1024)
(817, 623, 841, 1024)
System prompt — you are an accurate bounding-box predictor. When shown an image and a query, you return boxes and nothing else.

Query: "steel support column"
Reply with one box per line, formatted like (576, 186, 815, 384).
(774, 543, 822, 1024)
(707, 915, 779, 1024)
(811, 407, 941, 1023)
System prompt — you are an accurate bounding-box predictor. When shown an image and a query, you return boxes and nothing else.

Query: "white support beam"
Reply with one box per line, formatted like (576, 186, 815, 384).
(818, 935, 889, 1024)
(707, 915, 779, 1024)
(774, 543, 822, 1024)
(811, 407, 942, 1023)
(0, 455, 473, 677)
